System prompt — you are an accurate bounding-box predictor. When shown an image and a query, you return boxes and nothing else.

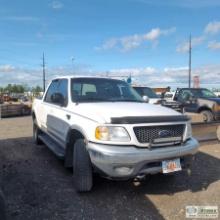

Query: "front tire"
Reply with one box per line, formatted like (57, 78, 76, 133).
(73, 139, 93, 192)
(201, 110, 214, 122)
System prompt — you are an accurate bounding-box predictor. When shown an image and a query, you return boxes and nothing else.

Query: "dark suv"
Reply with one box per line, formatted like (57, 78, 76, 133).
(174, 88, 220, 122)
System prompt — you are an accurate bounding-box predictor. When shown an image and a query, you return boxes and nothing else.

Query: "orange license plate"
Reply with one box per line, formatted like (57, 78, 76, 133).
(162, 158, 182, 173)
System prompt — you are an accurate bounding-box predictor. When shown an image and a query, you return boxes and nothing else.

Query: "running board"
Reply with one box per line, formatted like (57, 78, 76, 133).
(38, 133, 65, 159)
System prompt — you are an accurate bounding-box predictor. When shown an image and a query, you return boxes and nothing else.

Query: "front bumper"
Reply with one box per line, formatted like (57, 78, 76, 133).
(87, 138, 199, 179)
(214, 111, 220, 121)
(162, 104, 183, 112)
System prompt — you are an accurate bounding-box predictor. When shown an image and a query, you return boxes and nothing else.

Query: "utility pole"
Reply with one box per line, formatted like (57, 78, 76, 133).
(42, 53, 46, 92)
(188, 35, 192, 88)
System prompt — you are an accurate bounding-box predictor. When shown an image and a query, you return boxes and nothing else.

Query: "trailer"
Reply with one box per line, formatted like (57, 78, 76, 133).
(0, 102, 31, 118)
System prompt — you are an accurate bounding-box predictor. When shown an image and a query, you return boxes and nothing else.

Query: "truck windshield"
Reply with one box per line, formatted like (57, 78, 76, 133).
(193, 89, 217, 98)
(71, 78, 144, 103)
(133, 87, 159, 98)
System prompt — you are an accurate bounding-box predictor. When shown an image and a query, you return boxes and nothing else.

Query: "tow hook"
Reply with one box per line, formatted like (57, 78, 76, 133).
(135, 174, 146, 181)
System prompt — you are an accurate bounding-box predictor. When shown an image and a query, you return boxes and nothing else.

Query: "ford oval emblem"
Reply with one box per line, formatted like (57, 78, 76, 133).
(159, 130, 172, 138)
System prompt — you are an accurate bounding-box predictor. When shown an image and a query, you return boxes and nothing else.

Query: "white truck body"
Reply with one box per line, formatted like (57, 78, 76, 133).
(32, 76, 199, 191)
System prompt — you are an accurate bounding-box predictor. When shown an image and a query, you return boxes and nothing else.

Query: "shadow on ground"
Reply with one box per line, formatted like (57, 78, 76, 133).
(0, 137, 219, 220)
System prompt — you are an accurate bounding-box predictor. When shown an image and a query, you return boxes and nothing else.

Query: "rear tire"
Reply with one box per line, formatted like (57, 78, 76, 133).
(73, 139, 93, 192)
(33, 119, 43, 145)
(201, 110, 214, 122)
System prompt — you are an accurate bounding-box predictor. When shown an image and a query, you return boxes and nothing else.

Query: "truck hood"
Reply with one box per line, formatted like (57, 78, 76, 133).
(149, 98, 160, 104)
(71, 102, 181, 123)
(199, 97, 220, 104)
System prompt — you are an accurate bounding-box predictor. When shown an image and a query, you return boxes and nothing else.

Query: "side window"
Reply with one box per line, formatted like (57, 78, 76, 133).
(44, 80, 59, 103)
(57, 79, 68, 106)
(179, 90, 192, 102)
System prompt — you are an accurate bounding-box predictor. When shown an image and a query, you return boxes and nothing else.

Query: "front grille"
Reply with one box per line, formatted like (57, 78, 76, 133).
(133, 124, 185, 144)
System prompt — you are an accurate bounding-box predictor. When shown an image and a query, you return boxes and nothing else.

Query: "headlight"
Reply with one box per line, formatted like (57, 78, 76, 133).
(95, 126, 130, 142)
(185, 122, 192, 140)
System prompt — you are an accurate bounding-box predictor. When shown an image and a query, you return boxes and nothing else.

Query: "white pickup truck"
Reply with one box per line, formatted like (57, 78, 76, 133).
(32, 76, 199, 192)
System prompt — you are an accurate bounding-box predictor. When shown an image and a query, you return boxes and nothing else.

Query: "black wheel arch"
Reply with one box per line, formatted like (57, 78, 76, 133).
(64, 128, 86, 167)
(197, 106, 212, 113)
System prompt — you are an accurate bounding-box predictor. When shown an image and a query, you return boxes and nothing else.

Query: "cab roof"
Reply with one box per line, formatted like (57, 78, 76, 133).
(52, 75, 125, 80)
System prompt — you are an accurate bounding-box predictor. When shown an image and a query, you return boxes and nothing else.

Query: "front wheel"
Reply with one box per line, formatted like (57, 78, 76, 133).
(201, 110, 214, 122)
(73, 139, 93, 192)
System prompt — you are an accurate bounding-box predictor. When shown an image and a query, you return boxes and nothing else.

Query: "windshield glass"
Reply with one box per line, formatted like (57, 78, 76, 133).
(71, 78, 144, 103)
(133, 87, 159, 98)
(192, 89, 217, 98)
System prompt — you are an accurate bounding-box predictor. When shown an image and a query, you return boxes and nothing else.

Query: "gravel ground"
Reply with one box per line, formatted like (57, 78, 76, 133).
(0, 117, 219, 220)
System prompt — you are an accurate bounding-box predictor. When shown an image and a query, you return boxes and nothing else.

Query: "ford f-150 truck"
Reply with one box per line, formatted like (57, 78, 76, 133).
(32, 76, 199, 192)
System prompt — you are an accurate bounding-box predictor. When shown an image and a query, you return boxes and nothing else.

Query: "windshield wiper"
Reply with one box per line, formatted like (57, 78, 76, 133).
(75, 97, 144, 103)
(75, 97, 107, 103)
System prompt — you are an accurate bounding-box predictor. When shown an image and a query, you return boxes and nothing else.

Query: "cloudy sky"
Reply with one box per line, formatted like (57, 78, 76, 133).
(0, 0, 220, 88)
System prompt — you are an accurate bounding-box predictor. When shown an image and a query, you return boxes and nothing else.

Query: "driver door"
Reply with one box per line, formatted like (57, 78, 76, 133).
(178, 89, 197, 112)
(38, 80, 59, 131)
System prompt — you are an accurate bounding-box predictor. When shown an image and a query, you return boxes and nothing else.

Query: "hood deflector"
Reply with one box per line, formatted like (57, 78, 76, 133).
(111, 115, 189, 124)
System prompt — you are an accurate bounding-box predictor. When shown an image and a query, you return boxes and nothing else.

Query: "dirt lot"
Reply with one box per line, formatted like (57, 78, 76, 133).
(0, 117, 219, 220)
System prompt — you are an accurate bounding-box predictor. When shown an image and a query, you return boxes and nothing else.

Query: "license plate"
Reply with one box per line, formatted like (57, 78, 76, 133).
(162, 158, 182, 173)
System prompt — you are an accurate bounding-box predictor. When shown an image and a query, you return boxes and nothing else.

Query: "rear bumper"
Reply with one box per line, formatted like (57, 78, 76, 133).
(87, 138, 199, 179)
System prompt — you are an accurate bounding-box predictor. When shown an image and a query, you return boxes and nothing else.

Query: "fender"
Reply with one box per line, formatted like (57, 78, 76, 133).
(64, 125, 88, 167)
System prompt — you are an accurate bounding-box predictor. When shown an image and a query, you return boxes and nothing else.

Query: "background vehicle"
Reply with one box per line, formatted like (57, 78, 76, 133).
(132, 86, 160, 104)
(162, 92, 175, 101)
(133, 86, 183, 112)
(32, 77, 199, 192)
(174, 88, 220, 122)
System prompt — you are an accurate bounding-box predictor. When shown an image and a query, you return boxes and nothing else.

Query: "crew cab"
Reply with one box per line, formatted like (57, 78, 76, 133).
(32, 76, 199, 192)
(174, 88, 220, 122)
(133, 86, 183, 112)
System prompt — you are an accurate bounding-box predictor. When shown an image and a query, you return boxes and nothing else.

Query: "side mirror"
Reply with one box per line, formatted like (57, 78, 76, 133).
(142, 95, 149, 103)
(51, 93, 65, 106)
